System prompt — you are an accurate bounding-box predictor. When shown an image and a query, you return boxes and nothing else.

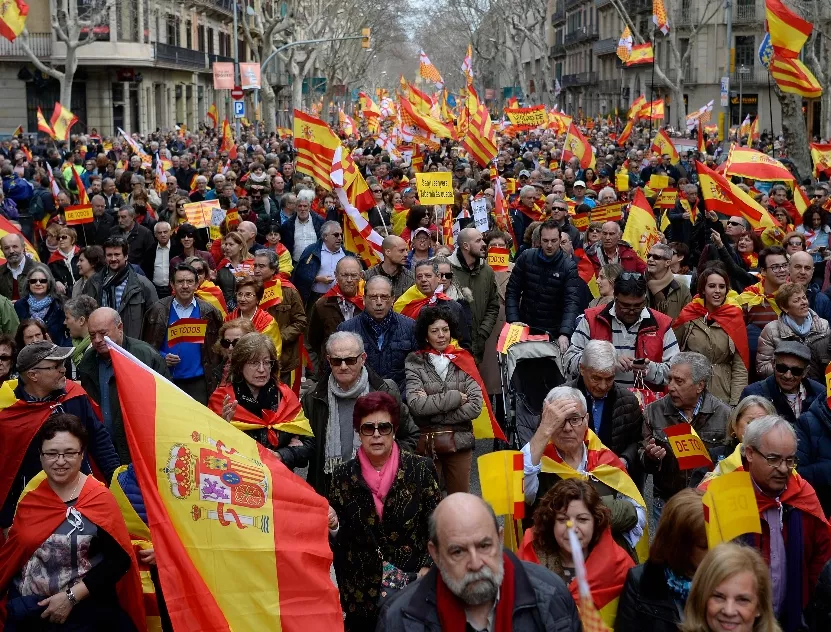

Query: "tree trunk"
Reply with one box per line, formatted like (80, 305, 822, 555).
(291, 74, 304, 111)
(671, 84, 686, 130)
(780, 92, 811, 177)
(61, 45, 78, 107)
(261, 81, 277, 132)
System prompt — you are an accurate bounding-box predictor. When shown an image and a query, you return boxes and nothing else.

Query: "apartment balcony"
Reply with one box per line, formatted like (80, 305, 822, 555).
(565, 0, 585, 11)
(561, 71, 598, 87)
(644, 67, 698, 88)
(593, 37, 618, 56)
(734, 1, 760, 23)
(676, 6, 698, 27)
(731, 65, 768, 86)
(208, 53, 233, 64)
(154, 42, 207, 70)
(551, 5, 566, 24)
(550, 43, 567, 57)
(0, 32, 51, 58)
(564, 24, 599, 46)
(626, 0, 652, 13)
(595, 0, 613, 9)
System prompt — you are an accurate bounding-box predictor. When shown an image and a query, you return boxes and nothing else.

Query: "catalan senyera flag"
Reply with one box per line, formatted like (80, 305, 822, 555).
(36, 106, 54, 137)
(617, 26, 633, 62)
(650, 129, 679, 164)
(293, 109, 340, 190)
(769, 56, 822, 98)
(462, 88, 497, 168)
(563, 122, 594, 170)
(419, 50, 444, 89)
(49, 102, 78, 142)
(358, 91, 382, 118)
(723, 145, 797, 182)
(622, 189, 660, 262)
(625, 43, 654, 66)
(811, 143, 831, 178)
(628, 94, 646, 120)
(107, 339, 343, 631)
(220, 118, 238, 160)
(0, 0, 28, 42)
(653, 0, 670, 34)
(696, 160, 779, 230)
(765, 0, 811, 58)
(206, 103, 218, 128)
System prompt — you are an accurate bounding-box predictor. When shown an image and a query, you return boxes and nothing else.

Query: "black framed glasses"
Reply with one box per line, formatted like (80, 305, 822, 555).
(774, 363, 805, 377)
(359, 422, 394, 436)
(40, 450, 82, 461)
(748, 446, 797, 470)
(28, 278, 47, 286)
(646, 253, 670, 260)
(328, 355, 361, 367)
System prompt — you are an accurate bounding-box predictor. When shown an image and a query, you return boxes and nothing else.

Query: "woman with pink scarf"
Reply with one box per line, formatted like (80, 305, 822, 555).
(327, 391, 440, 632)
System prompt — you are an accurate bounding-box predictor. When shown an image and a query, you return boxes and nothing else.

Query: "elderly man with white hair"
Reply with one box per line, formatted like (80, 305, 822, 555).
(511, 185, 544, 248)
(281, 189, 323, 262)
(563, 340, 644, 474)
(521, 385, 647, 557)
(597, 186, 617, 205)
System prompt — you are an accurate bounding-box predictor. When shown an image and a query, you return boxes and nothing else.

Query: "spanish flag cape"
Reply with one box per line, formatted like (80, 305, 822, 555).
(267, 243, 293, 280)
(323, 282, 365, 311)
(393, 285, 451, 319)
(0, 380, 94, 512)
(699, 443, 745, 486)
(541, 430, 649, 562)
(518, 526, 634, 628)
(195, 279, 228, 318)
(510, 196, 546, 222)
(225, 306, 282, 358)
(208, 380, 313, 445)
(420, 345, 506, 441)
(674, 296, 750, 368)
(0, 472, 145, 630)
(737, 281, 782, 316)
(110, 466, 163, 632)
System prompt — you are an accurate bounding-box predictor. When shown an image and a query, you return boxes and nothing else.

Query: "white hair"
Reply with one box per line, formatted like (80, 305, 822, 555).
(520, 185, 537, 197)
(598, 186, 617, 202)
(580, 340, 617, 372)
(296, 189, 316, 204)
(669, 351, 712, 384)
(543, 386, 587, 414)
(741, 415, 797, 456)
(325, 331, 365, 355)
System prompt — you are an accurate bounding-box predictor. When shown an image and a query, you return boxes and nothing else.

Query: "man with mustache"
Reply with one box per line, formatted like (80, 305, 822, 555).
(376, 493, 581, 631)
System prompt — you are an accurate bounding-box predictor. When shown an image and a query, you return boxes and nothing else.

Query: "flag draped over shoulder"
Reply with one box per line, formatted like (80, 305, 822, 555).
(107, 340, 343, 632)
(674, 297, 750, 368)
(622, 189, 660, 262)
(195, 280, 227, 317)
(394, 285, 451, 319)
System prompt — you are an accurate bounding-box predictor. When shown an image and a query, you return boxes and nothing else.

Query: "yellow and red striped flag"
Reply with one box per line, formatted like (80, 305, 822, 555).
(723, 145, 795, 182)
(358, 91, 382, 118)
(50, 102, 78, 142)
(650, 129, 679, 164)
(769, 56, 822, 98)
(765, 0, 811, 58)
(640, 99, 665, 120)
(617, 119, 634, 147)
(331, 146, 384, 266)
(419, 49, 444, 89)
(36, 106, 54, 137)
(653, 0, 670, 34)
(0, 0, 28, 42)
(462, 88, 497, 168)
(206, 103, 218, 128)
(696, 160, 779, 229)
(195, 279, 227, 317)
(106, 339, 343, 631)
(442, 207, 455, 249)
(697, 120, 707, 153)
(293, 109, 340, 190)
(625, 43, 654, 66)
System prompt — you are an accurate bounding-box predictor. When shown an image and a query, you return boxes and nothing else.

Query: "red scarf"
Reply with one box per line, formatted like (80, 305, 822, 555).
(324, 283, 365, 311)
(399, 291, 451, 320)
(0, 475, 145, 630)
(0, 381, 92, 510)
(436, 552, 516, 632)
(511, 198, 546, 222)
(517, 527, 634, 610)
(225, 306, 275, 332)
(674, 297, 751, 368)
(208, 381, 302, 447)
(47, 245, 80, 265)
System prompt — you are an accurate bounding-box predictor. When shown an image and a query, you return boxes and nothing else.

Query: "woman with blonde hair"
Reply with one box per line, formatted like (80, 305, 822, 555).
(681, 543, 780, 632)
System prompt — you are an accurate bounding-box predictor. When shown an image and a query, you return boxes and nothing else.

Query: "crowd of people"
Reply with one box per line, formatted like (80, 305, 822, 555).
(1, 119, 831, 632)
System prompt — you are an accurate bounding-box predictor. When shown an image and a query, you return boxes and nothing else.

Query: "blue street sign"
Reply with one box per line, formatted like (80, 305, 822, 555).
(234, 100, 245, 118)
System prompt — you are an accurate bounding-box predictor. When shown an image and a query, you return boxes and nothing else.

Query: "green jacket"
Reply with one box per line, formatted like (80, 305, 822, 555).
(447, 250, 499, 363)
(0, 294, 19, 334)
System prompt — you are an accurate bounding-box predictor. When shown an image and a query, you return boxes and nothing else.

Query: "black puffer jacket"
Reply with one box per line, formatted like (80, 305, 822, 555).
(505, 247, 581, 336)
(616, 562, 686, 632)
(566, 376, 643, 469)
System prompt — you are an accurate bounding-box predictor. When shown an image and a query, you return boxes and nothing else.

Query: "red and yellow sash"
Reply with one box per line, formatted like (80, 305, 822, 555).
(674, 296, 750, 368)
(323, 283, 365, 311)
(226, 307, 282, 359)
(394, 285, 451, 320)
(737, 281, 781, 316)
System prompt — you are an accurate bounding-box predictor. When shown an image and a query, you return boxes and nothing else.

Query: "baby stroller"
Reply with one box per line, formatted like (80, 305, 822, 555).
(497, 335, 567, 450)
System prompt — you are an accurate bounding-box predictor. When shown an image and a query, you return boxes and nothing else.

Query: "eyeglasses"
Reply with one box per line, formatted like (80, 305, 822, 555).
(552, 207, 568, 212)
(0, 355, 12, 362)
(58, 235, 71, 241)
(439, 272, 454, 279)
(328, 355, 361, 367)
(40, 450, 82, 461)
(28, 278, 47, 286)
(359, 422, 394, 436)
(767, 263, 788, 272)
(726, 220, 745, 227)
(646, 253, 670, 260)
(748, 446, 797, 470)
(366, 294, 391, 301)
(245, 359, 277, 370)
(562, 415, 587, 427)
(371, 189, 382, 193)
(774, 363, 805, 377)
(219, 338, 239, 349)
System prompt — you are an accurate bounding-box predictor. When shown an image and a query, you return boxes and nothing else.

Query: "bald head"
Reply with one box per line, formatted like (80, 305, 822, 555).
(789, 250, 815, 285)
(381, 235, 408, 267)
(458, 228, 485, 261)
(429, 493, 500, 547)
(88, 307, 124, 356)
(238, 221, 258, 245)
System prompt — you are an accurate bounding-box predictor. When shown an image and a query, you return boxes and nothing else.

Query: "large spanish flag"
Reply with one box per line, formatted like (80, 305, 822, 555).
(765, 0, 811, 58)
(769, 56, 822, 98)
(0, 0, 28, 42)
(293, 109, 340, 190)
(624, 43, 654, 66)
(107, 340, 343, 631)
(49, 102, 78, 142)
(563, 122, 594, 170)
(622, 189, 660, 262)
(723, 145, 796, 182)
(811, 143, 831, 179)
(696, 160, 779, 230)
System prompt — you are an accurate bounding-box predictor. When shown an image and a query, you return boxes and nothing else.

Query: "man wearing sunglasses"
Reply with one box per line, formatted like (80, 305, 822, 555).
(301, 331, 418, 495)
(740, 341, 824, 427)
(645, 243, 691, 320)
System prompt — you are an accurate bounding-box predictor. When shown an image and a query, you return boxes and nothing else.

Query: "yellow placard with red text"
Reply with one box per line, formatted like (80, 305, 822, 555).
(504, 105, 548, 130)
(64, 205, 94, 225)
(664, 422, 713, 470)
(648, 174, 670, 189)
(616, 172, 630, 191)
(259, 279, 284, 310)
(572, 212, 590, 231)
(167, 318, 208, 345)
(656, 188, 679, 209)
(415, 173, 454, 205)
(590, 203, 624, 223)
(487, 247, 510, 271)
(225, 210, 240, 224)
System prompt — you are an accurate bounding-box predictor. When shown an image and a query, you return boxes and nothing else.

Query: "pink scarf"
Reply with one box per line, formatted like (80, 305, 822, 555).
(357, 442, 400, 520)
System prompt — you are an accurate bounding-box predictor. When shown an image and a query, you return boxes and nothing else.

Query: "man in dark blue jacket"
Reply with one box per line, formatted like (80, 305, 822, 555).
(292, 221, 355, 307)
(337, 276, 417, 393)
(797, 396, 831, 515)
(740, 341, 824, 427)
(0, 341, 120, 530)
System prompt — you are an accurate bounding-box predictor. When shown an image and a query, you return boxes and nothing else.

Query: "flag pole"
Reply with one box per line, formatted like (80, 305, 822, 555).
(649, 31, 656, 139)
(767, 73, 776, 158)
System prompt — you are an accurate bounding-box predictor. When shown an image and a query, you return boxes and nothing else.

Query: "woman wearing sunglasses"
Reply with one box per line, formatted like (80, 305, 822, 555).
(208, 332, 312, 471)
(327, 391, 439, 632)
(13, 263, 69, 346)
(47, 227, 81, 296)
(211, 318, 255, 386)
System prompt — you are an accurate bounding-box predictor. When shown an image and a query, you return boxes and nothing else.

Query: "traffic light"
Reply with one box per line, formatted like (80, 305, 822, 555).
(361, 27, 371, 49)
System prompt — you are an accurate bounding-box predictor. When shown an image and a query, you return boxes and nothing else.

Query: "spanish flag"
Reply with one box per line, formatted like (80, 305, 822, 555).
(696, 160, 779, 229)
(769, 56, 822, 98)
(195, 279, 227, 317)
(36, 106, 54, 137)
(650, 129, 679, 164)
(259, 278, 284, 310)
(220, 118, 237, 159)
(0, 214, 38, 264)
(624, 43, 654, 66)
(563, 122, 594, 170)
(617, 119, 634, 147)
(399, 76, 433, 115)
(225, 306, 282, 358)
(50, 102, 78, 142)
(628, 94, 646, 119)
(107, 339, 342, 631)
(765, 0, 812, 58)
(11, 124, 23, 137)
(622, 189, 660, 262)
(640, 99, 665, 120)
(394, 285, 452, 319)
(293, 109, 340, 189)
(723, 145, 795, 182)
(209, 381, 313, 442)
(811, 143, 831, 179)
(71, 164, 90, 204)
(0, 0, 28, 42)
(575, 247, 600, 298)
(358, 91, 382, 118)
(207, 103, 218, 128)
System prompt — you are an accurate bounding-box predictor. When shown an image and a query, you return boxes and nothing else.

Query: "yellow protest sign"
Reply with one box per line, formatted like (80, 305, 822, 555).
(648, 174, 670, 189)
(615, 172, 630, 192)
(702, 471, 762, 548)
(497, 323, 528, 354)
(478, 451, 525, 518)
(504, 105, 548, 130)
(664, 423, 713, 470)
(415, 173, 454, 205)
